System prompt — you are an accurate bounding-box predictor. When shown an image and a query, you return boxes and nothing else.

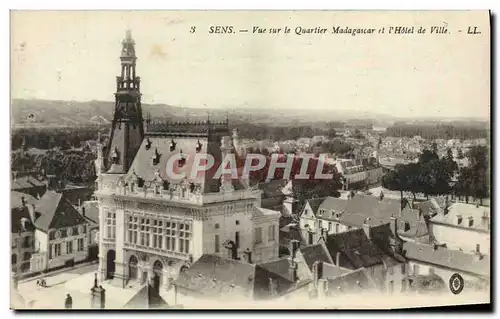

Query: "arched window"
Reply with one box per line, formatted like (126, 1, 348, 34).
(128, 255, 138, 280)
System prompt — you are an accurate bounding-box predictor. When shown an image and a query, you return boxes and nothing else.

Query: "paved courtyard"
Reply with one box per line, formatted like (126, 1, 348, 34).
(15, 263, 144, 309)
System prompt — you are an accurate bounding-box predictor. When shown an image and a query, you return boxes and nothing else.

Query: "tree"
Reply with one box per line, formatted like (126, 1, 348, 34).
(467, 146, 489, 204)
(382, 164, 410, 208)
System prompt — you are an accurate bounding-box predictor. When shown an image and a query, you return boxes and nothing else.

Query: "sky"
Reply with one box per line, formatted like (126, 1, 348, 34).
(11, 11, 490, 119)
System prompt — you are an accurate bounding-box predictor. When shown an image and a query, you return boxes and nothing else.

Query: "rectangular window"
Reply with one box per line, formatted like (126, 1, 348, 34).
(388, 266, 394, 275)
(235, 231, 240, 248)
(66, 241, 73, 254)
(413, 264, 419, 275)
(401, 263, 406, 275)
(268, 225, 275, 241)
(328, 222, 332, 231)
(105, 211, 116, 239)
(178, 223, 191, 253)
(388, 280, 394, 293)
(78, 238, 84, 251)
(215, 235, 220, 253)
(55, 243, 61, 257)
(335, 223, 340, 233)
(254, 228, 262, 244)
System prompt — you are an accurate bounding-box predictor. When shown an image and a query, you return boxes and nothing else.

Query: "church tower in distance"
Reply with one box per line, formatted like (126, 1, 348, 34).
(105, 29, 144, 173)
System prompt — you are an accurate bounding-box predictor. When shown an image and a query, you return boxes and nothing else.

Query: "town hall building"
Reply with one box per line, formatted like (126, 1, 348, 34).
(94, 31, 280, 294)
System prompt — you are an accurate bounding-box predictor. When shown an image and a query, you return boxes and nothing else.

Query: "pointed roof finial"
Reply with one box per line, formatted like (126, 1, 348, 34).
(125, 29, 133, 41)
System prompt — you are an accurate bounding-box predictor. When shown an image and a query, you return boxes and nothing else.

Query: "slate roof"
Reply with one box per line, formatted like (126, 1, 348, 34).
(81, 201, 99, 225)
(402, 241, 490, 278)
(298, 243, 334, 271)
(252, 206, 281, 219)
(324, 224, 404, 270)
(123, 284, 168, 309)
(299, 197, 325, 217)
(398, 207, 429, 239)
(11, 191, 37, 208)
(325, 268, 378, 293)
(322, 263, 351, 278)
(11, 175, 46, 190)
(258, 258, 292, 281)
(34, 191, 88, 232)
(174, 254, 295, 300)
(315, 195, 400, 228)
(126, 135, 243, 194)
(430, 203, 490, 232)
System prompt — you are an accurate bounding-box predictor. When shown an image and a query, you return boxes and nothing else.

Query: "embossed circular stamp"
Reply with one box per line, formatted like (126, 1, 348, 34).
(449, 273, 465, 295)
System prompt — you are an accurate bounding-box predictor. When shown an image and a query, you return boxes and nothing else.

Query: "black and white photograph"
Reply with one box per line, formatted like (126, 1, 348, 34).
(9, 10, 491, 310)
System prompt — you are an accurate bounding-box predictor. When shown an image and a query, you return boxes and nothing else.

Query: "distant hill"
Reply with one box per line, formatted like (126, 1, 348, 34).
(10, 99, 489, 129)
(10, 99, 398, 128)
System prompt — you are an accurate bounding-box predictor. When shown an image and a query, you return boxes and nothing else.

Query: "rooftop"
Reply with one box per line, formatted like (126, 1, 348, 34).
(430, 202, 490, 231)
(402, 241, 490, 278)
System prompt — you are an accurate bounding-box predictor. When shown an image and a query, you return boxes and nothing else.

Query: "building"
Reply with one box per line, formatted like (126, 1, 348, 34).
(402, 241, 490, 294)
(29, 191, 91, 272)
(298, 195, 401, 243)
(172, 254, 296, 303)
(81, 200, 100, 260)
(334, 157, 383, 190)
(428, 202, 490, 255)
(321, 218, 407, 293)
(11, 173, 47, 198)
(11, 192, 37, 274)
(94, 31, 280, 295)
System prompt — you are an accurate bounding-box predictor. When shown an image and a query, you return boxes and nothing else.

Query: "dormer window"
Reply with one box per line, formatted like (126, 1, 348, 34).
(456, 215, 463, 225)
(468, 217, 474, 227)
(111, 147, 119, 164)
(152, 148, 161, 165)
(170, 139, 176, 152)
(196, 140, 203, 153)
(179, 150, 186, 167)
(145, 138, 152, 150)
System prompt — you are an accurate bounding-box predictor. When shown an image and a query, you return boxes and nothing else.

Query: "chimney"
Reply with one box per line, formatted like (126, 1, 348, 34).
(269, 278, 277, 296)
(363, 218, 371, 239)
(289, 240, 300, 259)
(288, 259, 298, 282)
(389, 216, 397, 235)
(243, 248, 252, 264)
(335, 252, 341, 266)
(312, 260, 324, 287)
